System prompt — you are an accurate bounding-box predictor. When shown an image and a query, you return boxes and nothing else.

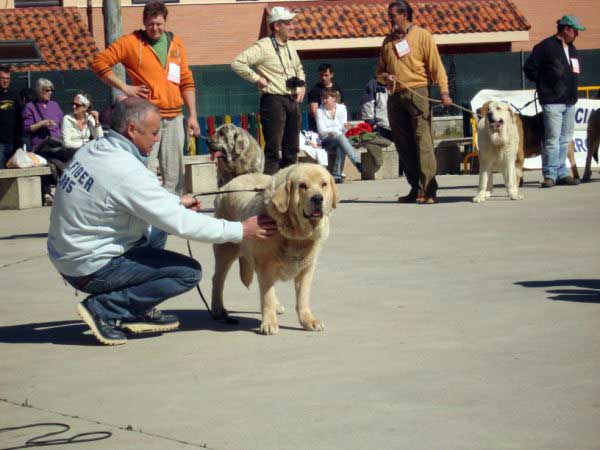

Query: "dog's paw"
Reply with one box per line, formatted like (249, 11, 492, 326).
(581, 172, 592, 183)
(485, 191, 492, 198)
(260, 317, 279, 335)
(211, 307, 230, 320)
(509, 193, 524, 201)
(300, 317, 325, 332)
(275, 303, 285, 315)
(472, 193, 486, 203)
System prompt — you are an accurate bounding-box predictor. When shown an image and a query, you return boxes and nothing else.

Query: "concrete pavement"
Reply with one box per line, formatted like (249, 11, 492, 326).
(1, 172, 599, 450)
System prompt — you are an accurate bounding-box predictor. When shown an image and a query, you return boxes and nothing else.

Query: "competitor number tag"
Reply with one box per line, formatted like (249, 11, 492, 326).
(394, 39, 411, 58)
(168, 62, 181, 84)
(571, 58, 580, 74)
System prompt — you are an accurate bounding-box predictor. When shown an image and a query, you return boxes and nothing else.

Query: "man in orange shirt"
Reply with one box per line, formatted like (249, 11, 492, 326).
(91, 0, 199, 194)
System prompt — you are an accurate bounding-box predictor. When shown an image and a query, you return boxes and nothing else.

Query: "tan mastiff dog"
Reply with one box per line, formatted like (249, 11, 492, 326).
(211, 164, 339, 335)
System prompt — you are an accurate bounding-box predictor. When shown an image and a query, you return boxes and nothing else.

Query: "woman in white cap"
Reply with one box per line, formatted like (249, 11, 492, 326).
(61, 92, 103, 153)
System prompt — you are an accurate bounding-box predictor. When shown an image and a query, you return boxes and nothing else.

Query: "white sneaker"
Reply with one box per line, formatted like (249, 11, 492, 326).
(43, 193, 53, 206)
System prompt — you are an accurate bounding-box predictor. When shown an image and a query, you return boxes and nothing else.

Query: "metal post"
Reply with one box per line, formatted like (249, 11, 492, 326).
(520, 51, 524, 89)
(87, 0, 94, 36)
(102, 0, 125, 101)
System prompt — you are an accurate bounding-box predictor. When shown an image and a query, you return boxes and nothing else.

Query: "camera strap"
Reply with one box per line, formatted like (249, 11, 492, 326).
(270, 36, 296, 78)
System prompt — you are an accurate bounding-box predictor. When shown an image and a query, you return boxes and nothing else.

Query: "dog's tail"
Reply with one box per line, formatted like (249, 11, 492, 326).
(239, 257, 254, 288)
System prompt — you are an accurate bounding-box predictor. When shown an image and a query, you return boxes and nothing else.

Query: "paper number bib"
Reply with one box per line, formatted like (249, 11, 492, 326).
(571, 58, 580, 74)
(168, 62, 181, 84)
(394, 39, 411, 58)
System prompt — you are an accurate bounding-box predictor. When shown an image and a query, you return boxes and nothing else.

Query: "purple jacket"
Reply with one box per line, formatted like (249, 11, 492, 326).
(23, 100, 64, 149)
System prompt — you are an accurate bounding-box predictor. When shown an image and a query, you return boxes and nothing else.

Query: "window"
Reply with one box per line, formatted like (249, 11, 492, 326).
(15, 0, 61, 6)
(0, 40, 45, 65)
(131, 0, 179, 4)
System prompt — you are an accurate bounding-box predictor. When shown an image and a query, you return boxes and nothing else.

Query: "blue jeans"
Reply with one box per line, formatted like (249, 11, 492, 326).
(63, 228, 201, 323)
(321, 133, 360, 179)
(541, 103, 576, 181)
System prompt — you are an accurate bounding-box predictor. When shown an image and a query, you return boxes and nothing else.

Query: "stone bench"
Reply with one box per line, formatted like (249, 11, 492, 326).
(0, 166, 52, 210)
(360, 143, 399, 180)
(183, 155, 217, 194)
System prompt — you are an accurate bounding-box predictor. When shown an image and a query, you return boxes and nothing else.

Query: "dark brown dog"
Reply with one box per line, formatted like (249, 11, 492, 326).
(582, 108, 600, 182)
(515, 113, 579, 185)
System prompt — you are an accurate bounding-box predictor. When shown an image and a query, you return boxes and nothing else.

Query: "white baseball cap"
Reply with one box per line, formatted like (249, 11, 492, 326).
(268, 7, 296, 24)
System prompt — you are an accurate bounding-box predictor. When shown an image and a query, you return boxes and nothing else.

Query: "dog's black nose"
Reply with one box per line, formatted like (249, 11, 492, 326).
(311, 194, 323, 205)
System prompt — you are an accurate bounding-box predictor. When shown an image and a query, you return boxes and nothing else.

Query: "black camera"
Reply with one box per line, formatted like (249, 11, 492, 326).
(286, 77, 306, 90)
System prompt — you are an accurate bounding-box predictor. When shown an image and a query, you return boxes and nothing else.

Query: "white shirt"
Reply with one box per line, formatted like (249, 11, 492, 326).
(61, 113, 104, 150)
(315, 103, 348, 138)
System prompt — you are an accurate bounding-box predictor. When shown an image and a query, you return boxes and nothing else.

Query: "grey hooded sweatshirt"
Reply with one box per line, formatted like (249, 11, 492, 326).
(47, 130, 242, 277)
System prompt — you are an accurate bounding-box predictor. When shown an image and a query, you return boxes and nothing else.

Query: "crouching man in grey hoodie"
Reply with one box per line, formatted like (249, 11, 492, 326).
(47, 98, 277, 346)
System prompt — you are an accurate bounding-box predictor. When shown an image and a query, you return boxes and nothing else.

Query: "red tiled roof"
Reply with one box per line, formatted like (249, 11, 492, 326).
(0, 7, 98, 72)
(282, 0, 530, 40)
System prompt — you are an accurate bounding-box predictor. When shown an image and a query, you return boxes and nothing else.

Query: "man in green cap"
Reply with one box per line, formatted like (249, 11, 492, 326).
(523, 15, 585, 188)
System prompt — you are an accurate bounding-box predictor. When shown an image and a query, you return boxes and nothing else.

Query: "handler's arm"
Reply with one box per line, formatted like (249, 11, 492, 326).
(523, 44, 541, 83)
(231, 43, 263, 85)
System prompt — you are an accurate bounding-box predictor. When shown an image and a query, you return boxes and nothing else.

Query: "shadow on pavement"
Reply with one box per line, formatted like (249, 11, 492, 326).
(515, 279, 600, 303)
(0, 309, 309, 346)
(340, 195, 473, 204)
(170, 309, 305, 334)
(0, 321, 98, 346)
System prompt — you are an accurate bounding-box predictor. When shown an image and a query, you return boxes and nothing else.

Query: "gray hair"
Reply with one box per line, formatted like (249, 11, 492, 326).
(111, 97, 160, 133)
(35, 78, 54, 97)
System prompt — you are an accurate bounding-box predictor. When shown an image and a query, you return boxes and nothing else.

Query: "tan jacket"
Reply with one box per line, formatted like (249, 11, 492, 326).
(231, 37, 305, 96)
(376, 26, 449, 94)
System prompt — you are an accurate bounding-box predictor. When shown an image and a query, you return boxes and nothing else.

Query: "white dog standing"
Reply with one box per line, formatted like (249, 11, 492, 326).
(473, 101, 524, 203)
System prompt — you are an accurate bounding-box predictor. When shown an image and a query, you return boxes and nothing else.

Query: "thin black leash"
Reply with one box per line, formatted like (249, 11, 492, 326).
(187, 188, 266, 325)
(192, 187, 265, 198)
(186, 240, 239, 325)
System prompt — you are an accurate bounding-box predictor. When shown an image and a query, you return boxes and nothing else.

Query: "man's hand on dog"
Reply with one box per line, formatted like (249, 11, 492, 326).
(242, 215, 278, 240)
(181, 195, 202, 211)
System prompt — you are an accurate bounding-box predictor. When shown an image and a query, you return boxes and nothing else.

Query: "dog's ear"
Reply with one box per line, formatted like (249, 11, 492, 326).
(479, 102, 490, 118)
(329, 172, 339, 209)
(270, 178, 292, 214)
(234, 129, 249, 156)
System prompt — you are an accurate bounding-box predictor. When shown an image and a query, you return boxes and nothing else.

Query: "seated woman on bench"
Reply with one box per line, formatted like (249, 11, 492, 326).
(61, 92, 103, 153)
(315, 88, 365, 184)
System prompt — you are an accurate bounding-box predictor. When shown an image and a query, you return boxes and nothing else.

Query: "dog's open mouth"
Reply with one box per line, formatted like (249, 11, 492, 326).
(303, 208, 323, 219)
(489, 119, 504, 130)
(209, 151, 223, 161)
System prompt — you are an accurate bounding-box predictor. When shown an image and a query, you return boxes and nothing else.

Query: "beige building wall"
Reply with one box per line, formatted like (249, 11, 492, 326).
(511, 0, 600, 51)
(87, 3, 266, 65)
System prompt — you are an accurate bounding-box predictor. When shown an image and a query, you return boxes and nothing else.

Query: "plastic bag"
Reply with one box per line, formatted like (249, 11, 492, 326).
(6, 148, 48, 169)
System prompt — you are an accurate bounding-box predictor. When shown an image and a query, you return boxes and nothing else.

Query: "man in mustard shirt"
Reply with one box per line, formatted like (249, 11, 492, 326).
(376, 0, 452, 204)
